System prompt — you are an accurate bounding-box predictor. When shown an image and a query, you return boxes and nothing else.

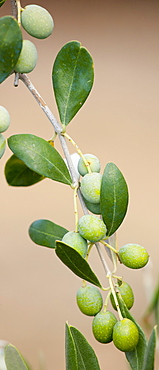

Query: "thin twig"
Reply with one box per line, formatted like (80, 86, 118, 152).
(10, 0, 17, 18)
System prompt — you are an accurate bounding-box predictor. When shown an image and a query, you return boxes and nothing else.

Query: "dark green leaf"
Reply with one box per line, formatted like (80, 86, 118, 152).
(142, 327, 157, 370)
(0, 0, 7, 7)
(52, 41, 94, 125)
(4, 344, 30, 370)
(4, 154, 44, 186)
(65, 322, 78, 370)
(100, 162, 129, 236)
(7, 134, 72, 185)
(117, 294, 147, 370)
(0, 16, 22, 83)
(29, 219, 68, 248)
(55, 241, 102, 287)
(70, 326, 101, 370)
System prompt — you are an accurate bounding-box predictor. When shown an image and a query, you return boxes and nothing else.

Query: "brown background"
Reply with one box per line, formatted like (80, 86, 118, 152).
(1, 0, 159, 369)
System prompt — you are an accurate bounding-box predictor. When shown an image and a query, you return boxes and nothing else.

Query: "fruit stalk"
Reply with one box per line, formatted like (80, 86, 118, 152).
(63, 132, 92, 174)
(108, 275, 123, 321)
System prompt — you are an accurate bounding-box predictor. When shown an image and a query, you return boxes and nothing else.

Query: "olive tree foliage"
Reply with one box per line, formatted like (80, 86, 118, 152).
(0, 0, 157, 369)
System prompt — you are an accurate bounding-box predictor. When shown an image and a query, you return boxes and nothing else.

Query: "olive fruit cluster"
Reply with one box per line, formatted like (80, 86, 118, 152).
(0, 106, 11, 159)
(76, 284, 139, 352)
(14, 5, 54, 74)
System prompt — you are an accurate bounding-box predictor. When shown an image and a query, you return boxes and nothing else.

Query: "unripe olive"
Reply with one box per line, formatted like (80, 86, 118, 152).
(113, 318, 139, 352)
(92, 311, 117, 343)
(21, 5, 54, 39)
(0, 134, 6, 158)
(119, 243, 149, 269)
(76, 285, 103, 316)
(62, 231, 87, 257)
(78, 215, 107, 243)
(78, 154, 101, 176)
(0, 106, 10, 133)
(80, 172, 102, 204)
(14, 40, 38, 73)
(110, 281, 134, 310)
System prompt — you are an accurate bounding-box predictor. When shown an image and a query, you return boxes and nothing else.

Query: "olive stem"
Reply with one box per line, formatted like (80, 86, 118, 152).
(73, 186, 79, 232)
(95, 243, 111, 276)
(18, 73, 78, 188)
(10, 0, 18, 18)
(103, 290, 111, 312)
(101, 240, 118, 255)
(16, 0, 21, 24)
(108, 275, 123, 321)
(63, 132, 92, 173)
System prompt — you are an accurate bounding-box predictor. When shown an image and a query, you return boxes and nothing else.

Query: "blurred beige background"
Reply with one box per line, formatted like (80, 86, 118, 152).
(1, 0, 159, 369)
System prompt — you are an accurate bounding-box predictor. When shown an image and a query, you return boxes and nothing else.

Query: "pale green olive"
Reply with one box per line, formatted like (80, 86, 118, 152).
(80, 172, 102, 204)
(78, 154, 101, 176)
(78, 214, 107, 243)
(119, 243, 149, 269)
(14, 40, 38, 73)
(92, 311, 117, 343)
(0, 106, 10, 133)
(62, 231, 87, 257)
(21, 5, 54, 39)
(76, 285, 103, 316)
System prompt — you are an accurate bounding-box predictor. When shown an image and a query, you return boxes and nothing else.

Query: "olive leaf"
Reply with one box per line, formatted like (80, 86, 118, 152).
(52, 41, 94, 125)
(142, 326, 157, 370)
(29, 219, 68, 248)
(100, 162, 129, 236)
(65, 323, 101, 370)
(55, 241, 102, 287)
(0, 16, 22, 83)
(8, 134, 72, 185)
(5, 154, 44, 186)
(4, 344, 31, 370)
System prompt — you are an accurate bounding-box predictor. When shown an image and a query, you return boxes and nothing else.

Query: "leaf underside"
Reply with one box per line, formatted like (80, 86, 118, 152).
(5, 154, 44, 186)
(4, 344, 30, 370)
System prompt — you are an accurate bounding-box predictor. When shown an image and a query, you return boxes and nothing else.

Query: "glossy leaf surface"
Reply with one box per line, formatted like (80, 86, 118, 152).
(70, 325, 101, 370)
(65, 323, 78, 370)
(4, 344, 30, 370)
(5, 154, 44, 186)
(52, 41, 94, 125)
(142, 327, 156, 370)
(29, 219, 68, 248)
(100, 162, 129, 236)
(0, 16, 22, 83)
(55, 241, 102, 287)
(8, 134, 72, 185)
(117, 294, 147, 370)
